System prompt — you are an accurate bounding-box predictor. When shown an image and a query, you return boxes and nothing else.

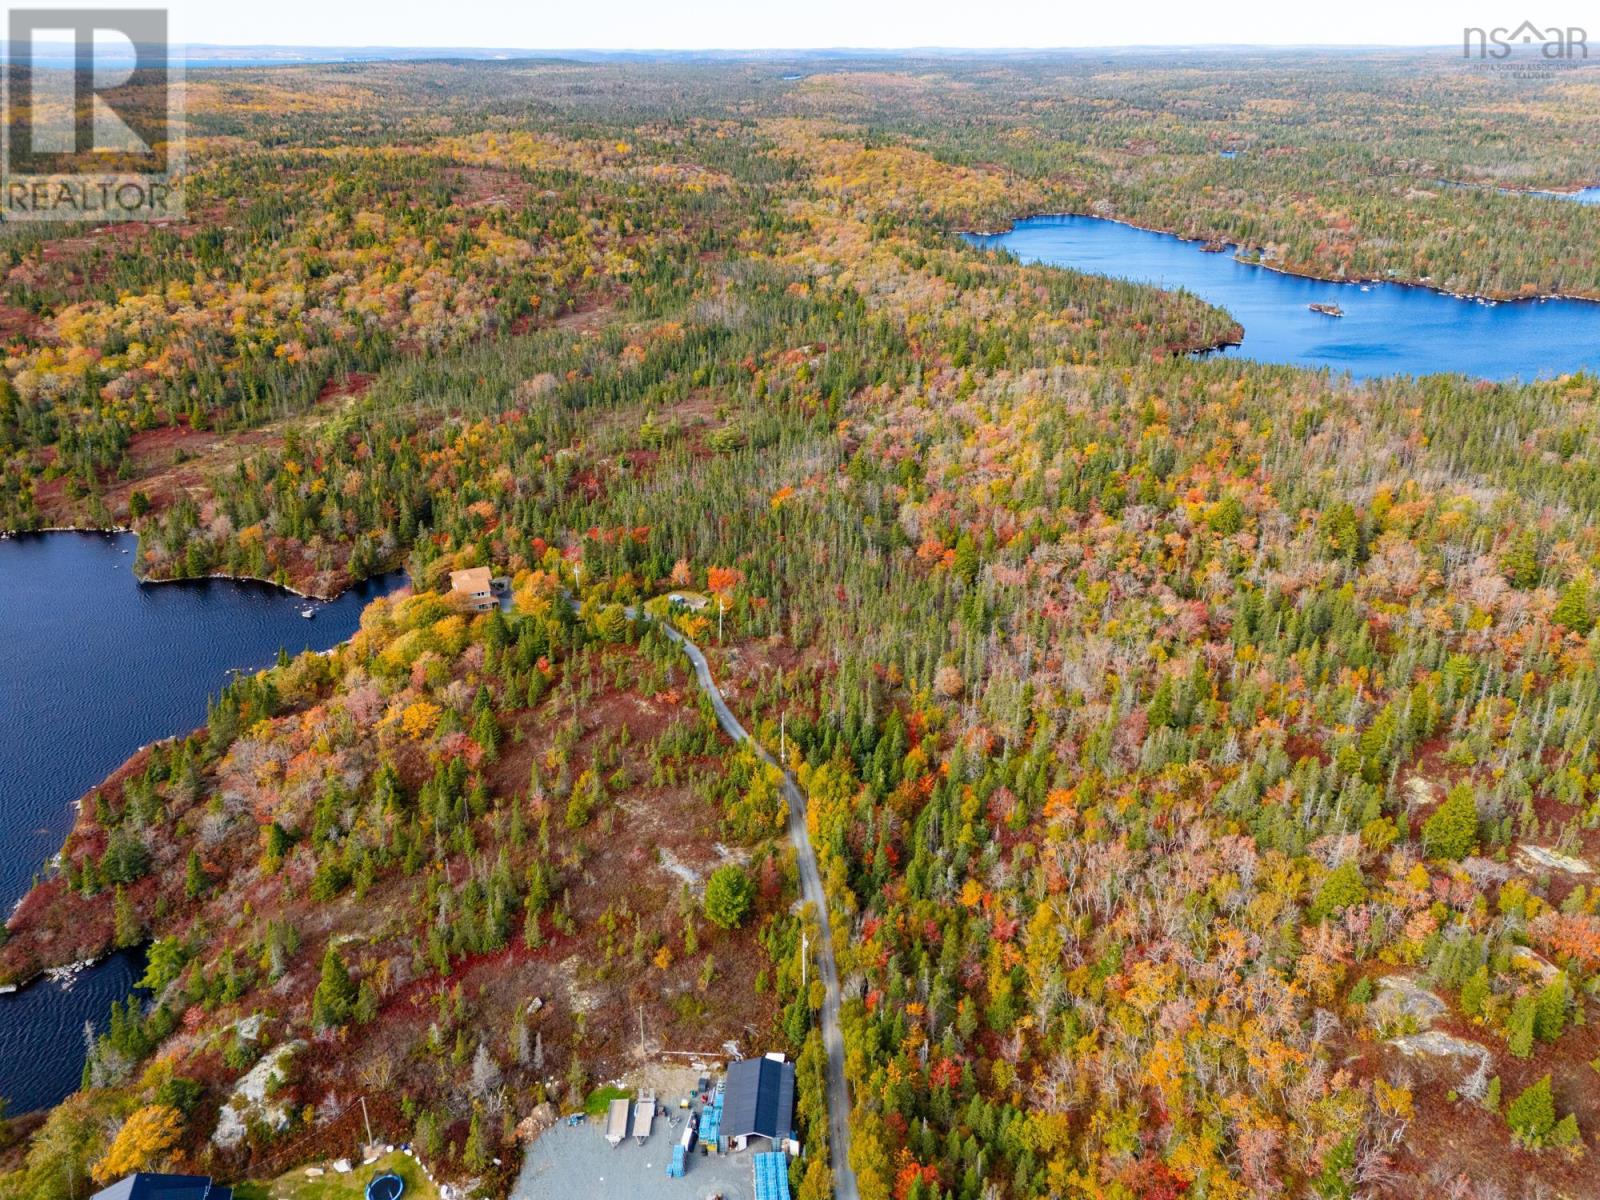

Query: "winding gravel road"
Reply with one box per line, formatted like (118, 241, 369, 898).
(652, 621, 860, 1200)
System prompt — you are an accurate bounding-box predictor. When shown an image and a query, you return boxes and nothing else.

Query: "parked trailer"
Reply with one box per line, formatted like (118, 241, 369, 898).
(605, 1097, 632, 1147)
(634, 1089, 656, 1143)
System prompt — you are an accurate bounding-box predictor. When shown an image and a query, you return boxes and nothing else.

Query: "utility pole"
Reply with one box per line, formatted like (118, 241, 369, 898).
(718, 598, 726, 642)
(360, 1095, 373, 1147)
(780, 711, 786, 765)
(801, 929, 808, 993)
(639, 1004, 646, 1056)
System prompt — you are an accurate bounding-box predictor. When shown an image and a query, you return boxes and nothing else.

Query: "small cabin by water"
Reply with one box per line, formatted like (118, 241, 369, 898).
(449, 567, 509, 612)
(449, 567, 496, 611)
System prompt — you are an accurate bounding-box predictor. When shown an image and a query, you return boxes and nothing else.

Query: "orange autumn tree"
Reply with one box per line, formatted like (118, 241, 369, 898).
(706, 565, 744, 595)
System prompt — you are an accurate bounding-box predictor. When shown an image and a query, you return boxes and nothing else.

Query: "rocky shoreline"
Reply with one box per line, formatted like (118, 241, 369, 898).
(0, 740, 170, 989)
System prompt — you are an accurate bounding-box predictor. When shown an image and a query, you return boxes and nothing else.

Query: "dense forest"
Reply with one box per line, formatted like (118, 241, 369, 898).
(4, 50, 1600, 1200)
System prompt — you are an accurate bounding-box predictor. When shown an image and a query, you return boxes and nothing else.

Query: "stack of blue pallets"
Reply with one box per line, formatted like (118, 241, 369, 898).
(667, 1144, 687, 1178)
(752, 1151, 792, 1200)
(700, 1082, 724, 1150)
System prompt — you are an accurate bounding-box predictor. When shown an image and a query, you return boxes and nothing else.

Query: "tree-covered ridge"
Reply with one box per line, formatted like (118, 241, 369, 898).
(786, 55, 1600, 297)
(0, 128, 733, 548)
(13, 52, 1600, 554)
(779, 358, 1600, 1198)
(2, 579, 818, 1197)
(4, 52, 1600, 1200)
(98, 130, 1235, 597)
(359, 54, 1600, 295)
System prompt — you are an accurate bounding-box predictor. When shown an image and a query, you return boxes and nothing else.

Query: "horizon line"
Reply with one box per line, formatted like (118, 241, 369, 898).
(3, 40, 1495, 55)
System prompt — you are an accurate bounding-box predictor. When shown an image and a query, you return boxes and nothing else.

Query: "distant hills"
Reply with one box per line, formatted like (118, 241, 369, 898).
(0, 41, 1488, 69)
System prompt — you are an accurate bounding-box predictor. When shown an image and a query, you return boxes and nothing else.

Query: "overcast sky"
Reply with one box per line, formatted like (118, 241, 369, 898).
(141, 0, 1600, 51)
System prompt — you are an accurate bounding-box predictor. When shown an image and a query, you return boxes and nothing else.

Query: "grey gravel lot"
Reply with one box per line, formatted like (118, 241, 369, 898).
(511, 1114, 759, 1200)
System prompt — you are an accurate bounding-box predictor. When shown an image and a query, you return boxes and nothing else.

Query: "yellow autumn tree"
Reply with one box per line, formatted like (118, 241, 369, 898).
(400, 699, 442, 740)
(92, 1104, 182, 1182)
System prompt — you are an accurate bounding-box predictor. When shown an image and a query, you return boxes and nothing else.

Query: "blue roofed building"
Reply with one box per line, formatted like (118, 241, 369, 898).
(91, 1174, 233, 1200)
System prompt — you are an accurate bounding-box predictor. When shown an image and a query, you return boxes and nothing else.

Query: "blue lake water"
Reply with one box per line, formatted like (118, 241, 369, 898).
(1527, 186, 1600, 205)
(0, 947, 148, 1118)
(966, 215, 1600, 380)
(0, 531, 405, 1113)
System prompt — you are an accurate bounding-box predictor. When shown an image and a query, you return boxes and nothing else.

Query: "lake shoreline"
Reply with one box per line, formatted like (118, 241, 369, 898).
(1440, 176, 1600, 200)
(1, 524, 399, 601)
(0, 943, 150, 1116)
(1, 563, 413, 988)
(0, 949, 115, 998)
(0, 533, 410, 1108)
(963, 209, 1600, 306)
(1, 741, 187, 989)
(965, 212, 1600, 378)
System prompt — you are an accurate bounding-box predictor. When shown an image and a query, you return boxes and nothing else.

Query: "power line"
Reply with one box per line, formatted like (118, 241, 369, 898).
(245, 1091, 368, 1178)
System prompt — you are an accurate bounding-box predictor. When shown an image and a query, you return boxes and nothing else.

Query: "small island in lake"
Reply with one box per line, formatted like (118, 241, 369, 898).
(1308, 302, 1344, 317)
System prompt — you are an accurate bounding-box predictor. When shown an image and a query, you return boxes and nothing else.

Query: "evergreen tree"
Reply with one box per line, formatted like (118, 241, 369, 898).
(1308, 860, 1365, 923)
(472, 707, 501, 760)
(1552, 579, 1593, 634)
(355, 979, 379, 1025)
(1322, 502, 1362, 561)
(113, 885, 140, 949)
(1506, 1074, 1556, 1145)
(952, 534, 979, 584)
(373, 761, 403, 812)
(1507, 993, 1538, 1059)
(184, 850, 207, 900)
(1500, 531, 1540, 589)
(1551, 1113, 1580, 1148)
(1208, 492, 1244, 535)
(704, 864, 755, 929)
(1147, 676, 1175, 730)
(596, 604, 629, 643)
(261, 822, 292, 873)
(1460, 966, 1490, 1017)
(312, 944, 357, 1030)
(464, 1106, 490, 1171)
(1534, 976, 1569, 1043)
(1422, 785, 1478, 861)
